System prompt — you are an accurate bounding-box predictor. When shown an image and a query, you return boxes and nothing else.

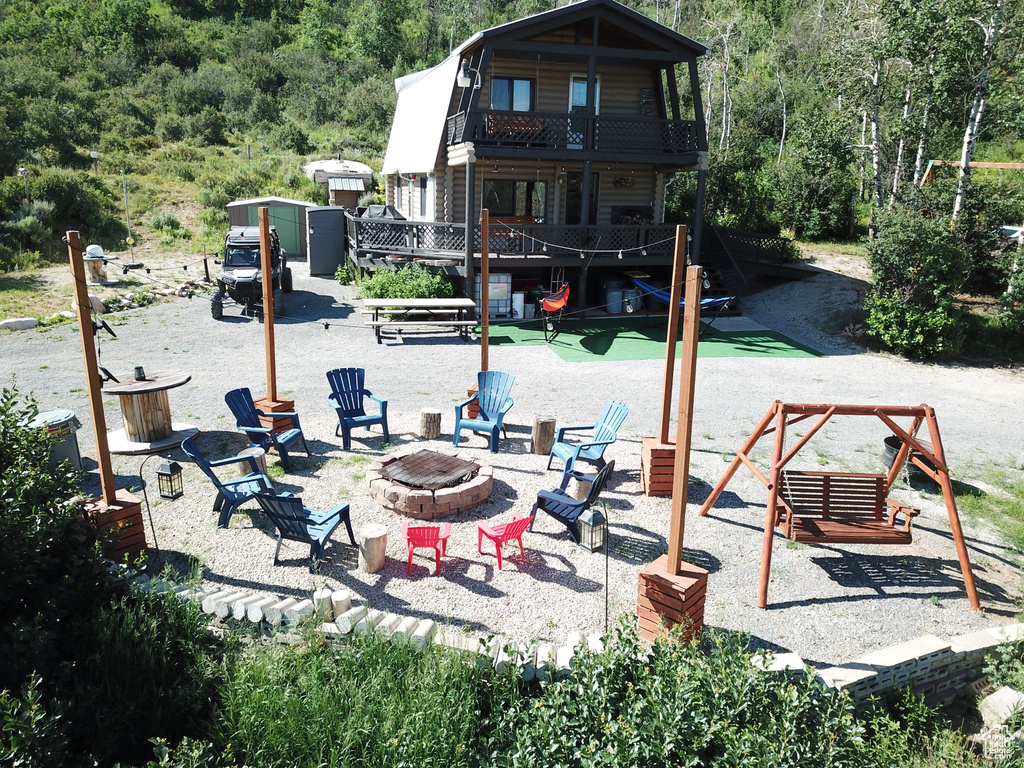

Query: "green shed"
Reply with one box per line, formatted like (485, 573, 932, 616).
(226, 196, 314, 258)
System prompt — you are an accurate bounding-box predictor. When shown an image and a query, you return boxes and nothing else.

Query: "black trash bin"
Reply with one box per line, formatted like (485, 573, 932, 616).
(30, 409, 83, 471)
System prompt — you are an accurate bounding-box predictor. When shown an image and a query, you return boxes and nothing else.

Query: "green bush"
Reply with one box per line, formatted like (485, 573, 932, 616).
(865, 293, 966, 360)
(866, 207, 971, 359)
(357, 262, 454, 299)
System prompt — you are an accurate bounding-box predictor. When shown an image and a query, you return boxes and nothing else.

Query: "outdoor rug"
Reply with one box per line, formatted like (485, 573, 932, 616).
(483, 316, 823, 362)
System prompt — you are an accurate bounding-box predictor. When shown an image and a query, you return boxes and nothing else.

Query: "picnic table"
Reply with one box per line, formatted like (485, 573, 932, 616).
(362, 297, 477, 344)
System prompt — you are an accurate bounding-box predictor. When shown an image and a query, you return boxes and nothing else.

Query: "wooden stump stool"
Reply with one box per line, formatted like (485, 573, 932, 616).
(359, 523, 388, 574)
(235, 447, 267, 478)
(568, 475, 593, 501)
(419, 408, 442, 440)
(531, 416, 556, 455)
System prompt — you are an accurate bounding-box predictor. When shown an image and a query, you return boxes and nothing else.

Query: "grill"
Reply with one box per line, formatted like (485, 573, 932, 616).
(382, 450, 480, 491)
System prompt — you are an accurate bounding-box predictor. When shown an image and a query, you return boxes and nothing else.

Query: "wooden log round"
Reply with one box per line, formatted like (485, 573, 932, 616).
(531, 416, 556, 455)
(419, 408, 442, 440)
(120, 390, 173, 442)
(359, 523, 388, 574)
(236, 447, 267, 478)
(568, 475, 593, 501)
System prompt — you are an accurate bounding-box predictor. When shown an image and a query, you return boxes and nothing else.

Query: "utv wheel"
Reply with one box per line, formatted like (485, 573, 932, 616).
(273, 288, 285, 317)
(211, 290, 224, 319)
(281, 267, 293, 293)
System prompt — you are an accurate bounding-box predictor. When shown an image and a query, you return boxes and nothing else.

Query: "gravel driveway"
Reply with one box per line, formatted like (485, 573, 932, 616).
(3, 265, 1022, 666)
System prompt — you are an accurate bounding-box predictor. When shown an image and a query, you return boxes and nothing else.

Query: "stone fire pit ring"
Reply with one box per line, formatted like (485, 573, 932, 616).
(368, 450, 493, 520)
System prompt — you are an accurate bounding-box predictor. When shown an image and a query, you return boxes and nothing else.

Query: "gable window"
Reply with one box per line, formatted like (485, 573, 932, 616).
(482, 179, 547, 222)
(491, 78, 533, 112)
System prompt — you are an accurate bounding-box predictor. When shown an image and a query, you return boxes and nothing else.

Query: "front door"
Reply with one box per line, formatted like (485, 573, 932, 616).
(568, 75, 599, 150)
(564, 172, 599, 226)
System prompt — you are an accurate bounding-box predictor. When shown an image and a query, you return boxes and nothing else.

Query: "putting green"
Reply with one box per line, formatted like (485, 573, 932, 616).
(482, 316, 823, 362)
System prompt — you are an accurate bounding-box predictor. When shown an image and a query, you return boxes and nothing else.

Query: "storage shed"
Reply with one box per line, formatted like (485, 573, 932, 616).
(226, 196, 314, 257)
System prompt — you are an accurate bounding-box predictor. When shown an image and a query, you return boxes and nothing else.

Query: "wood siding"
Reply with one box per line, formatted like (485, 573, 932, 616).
(481, 58, 671, 118)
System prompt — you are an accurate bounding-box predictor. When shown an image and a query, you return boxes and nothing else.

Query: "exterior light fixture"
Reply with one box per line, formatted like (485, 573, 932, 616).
(493, 162, 499, 173)
(156, 459, 184, 500)
(457, 60, 481, 89)
(617, 250, 623, 259)
(579, 505, 607, 552)
(580, 251, 585, 259)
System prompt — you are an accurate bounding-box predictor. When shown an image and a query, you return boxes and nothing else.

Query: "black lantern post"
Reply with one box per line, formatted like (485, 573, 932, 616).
(156, 459, 184, 500)
(578, 506, 607, 552)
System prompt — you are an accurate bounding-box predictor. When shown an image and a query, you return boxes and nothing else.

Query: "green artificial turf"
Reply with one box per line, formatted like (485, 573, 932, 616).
(482, 316, 823, 362)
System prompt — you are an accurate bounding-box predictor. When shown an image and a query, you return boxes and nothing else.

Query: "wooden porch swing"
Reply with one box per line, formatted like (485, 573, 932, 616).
(699, 401, 981, 610)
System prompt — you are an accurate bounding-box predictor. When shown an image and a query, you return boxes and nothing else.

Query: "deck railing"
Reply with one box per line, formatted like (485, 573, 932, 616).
(345, 212, 678, 260)
(446, 110, 701, 155)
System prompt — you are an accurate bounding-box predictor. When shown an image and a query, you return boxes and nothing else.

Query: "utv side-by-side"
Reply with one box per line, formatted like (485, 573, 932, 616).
(211, 225, 293, 319)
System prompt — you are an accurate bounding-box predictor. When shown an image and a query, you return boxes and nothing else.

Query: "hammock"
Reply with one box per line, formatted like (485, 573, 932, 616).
(628, 274, 733, 311)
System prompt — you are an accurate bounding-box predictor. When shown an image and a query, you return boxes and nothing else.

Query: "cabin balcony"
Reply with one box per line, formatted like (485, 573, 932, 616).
(446, 110, 704, 161)
(345, 212, 679, 271)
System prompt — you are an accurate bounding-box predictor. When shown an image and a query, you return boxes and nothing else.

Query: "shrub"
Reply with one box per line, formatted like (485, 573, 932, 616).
(866, 207, 971, 359)
(357, 262, 454, 299)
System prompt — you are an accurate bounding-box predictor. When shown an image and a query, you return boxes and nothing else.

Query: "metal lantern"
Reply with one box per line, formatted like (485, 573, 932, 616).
(156, 459, 184, 500)
(578, 506, 607, 552)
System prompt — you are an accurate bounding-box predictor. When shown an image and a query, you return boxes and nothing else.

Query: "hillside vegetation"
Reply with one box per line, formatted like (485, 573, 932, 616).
(0, 0, 1022, 356)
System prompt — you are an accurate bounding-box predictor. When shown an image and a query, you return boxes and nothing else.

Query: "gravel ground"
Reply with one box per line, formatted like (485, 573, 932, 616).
(3, 264, 1022, 667)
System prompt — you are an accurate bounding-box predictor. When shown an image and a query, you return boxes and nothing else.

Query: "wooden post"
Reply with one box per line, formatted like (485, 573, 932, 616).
(660, 225, 687, 444)
(758, 403, 787, 608)
(924, 406, 981, 610)
(665, 264, 702, 576)
(67, 230, 116, 505)
(480, 208, 489, 372)
(260, 207, 277, 402)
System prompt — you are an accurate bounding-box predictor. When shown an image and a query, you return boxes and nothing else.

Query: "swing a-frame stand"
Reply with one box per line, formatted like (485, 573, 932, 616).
(699, 401, 980, 610)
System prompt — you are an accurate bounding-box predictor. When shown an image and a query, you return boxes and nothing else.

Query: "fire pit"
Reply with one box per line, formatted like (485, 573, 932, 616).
(368, 449, 493, 520)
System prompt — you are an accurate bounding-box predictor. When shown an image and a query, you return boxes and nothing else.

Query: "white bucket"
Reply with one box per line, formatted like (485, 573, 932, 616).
(512, 291, 525, 319)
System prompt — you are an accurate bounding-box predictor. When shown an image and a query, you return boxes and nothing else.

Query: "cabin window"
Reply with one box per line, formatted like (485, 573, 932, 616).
(491, 78, 533, 112)
(482, 180, 547, 221)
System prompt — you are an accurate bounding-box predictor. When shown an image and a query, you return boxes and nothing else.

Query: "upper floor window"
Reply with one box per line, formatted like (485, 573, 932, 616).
(491, 77, 533, 112)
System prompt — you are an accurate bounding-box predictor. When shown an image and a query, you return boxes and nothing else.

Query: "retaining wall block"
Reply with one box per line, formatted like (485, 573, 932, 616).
(214, 592, 249, 619)
(285, 599, 314, 625)
(247, 596, 278, 623)
(536, 643, 556, 682)
(232, 595, 265, 621)
(335, 604, 368, 634)
(392, 616, 418, 645)
(318, 622, 341, 640)
(313, 587, 334, 620)
(354, 609, 386, 635)
(330, 590, 353, 618)
(201, 590, 236, 614)
(375, 613, 402, 638)
(411, 620, 436, 651)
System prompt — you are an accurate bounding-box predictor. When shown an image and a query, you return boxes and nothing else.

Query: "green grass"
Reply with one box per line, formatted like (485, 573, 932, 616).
(949, 469, 1024, 553)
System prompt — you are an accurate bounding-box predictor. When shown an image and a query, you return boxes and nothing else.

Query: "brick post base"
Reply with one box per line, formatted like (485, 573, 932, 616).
(637, 555, 708, 642)
(253, 397, 297, 435)
(641, 437, 676, 497)
(84, 489, 147, 561)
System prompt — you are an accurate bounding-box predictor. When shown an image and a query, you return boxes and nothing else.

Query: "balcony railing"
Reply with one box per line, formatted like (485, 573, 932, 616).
(346, 212, 677, 261)
(446, 110, 702, 155)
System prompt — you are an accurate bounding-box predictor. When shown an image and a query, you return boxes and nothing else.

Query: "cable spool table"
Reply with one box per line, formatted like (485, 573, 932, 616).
(102, 369, 198, 454)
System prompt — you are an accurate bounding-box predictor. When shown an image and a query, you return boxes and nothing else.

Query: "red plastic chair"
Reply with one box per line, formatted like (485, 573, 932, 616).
(477, 513, 534, 570)
(402, 522, 451, 575)
(541, 283, 570, 342)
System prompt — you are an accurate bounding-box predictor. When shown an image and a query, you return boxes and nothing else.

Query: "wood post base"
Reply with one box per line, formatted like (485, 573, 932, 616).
(254, 397, 296, 434)
(84, 489, 147, 561)
(641, 437, 676, 497)
(466, 384, 479, 419)
(637, 555, 708, 643)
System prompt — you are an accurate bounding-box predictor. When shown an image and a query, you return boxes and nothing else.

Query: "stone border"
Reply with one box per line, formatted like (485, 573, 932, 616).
(367, 450, 494, 520)
(118, 564, 1024, 698)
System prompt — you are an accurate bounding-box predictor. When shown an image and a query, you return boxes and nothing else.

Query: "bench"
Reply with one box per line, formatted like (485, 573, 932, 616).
(362, 298, 477, 344)
(776, 470, 919, 545)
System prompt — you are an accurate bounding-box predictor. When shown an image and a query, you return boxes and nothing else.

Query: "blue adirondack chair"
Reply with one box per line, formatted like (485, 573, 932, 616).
(453, 370, 515, 453)
(326, 367, 390, 450)
(530, 460, 616, 543)
(181, 436, 275, 528)
(225, 387, 309, 471)
(547, 399, 629, 473)
(254, 492, 355, 573)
